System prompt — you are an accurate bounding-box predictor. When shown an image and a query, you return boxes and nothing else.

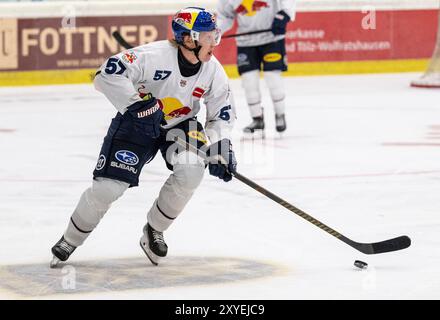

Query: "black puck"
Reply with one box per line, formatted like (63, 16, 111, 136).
(354, 260, 368, 269)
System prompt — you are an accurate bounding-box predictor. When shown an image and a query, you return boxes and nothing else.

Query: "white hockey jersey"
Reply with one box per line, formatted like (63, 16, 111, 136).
(216, 0, 296, 47)
(94, 40, 236, 143)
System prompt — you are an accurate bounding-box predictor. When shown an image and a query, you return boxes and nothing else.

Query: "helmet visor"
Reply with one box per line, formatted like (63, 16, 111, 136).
(191, 29, 221, 46)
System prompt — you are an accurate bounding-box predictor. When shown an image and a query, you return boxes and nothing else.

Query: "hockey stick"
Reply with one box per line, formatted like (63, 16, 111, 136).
(112, 31, 135, 49)
(223, 28, 272, 39)
(112, 29, 273, 50)
(110, 33, 411, 255)
(170, 134, 411, 255)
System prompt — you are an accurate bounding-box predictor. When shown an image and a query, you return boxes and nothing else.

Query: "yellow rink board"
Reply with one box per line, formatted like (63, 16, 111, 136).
(0, 59, 429, 87)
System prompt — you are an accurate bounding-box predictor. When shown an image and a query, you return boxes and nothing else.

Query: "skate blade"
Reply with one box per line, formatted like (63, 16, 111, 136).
(241, 130, 266, 141)
(50, 256, 61, 269)
(276, 131, 285, 139)
(139, 236, 160, 266)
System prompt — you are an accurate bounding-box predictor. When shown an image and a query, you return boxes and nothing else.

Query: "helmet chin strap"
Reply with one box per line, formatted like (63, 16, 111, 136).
(192, 44, 202, 61)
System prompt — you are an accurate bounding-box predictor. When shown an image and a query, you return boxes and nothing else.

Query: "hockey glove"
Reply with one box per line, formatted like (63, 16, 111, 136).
(207, 139, 237, 182)
(126, 94, 164, 138)
(271, 10, 290, 35)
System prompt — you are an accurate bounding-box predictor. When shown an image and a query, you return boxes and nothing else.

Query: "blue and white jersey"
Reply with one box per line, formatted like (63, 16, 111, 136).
(94, 40, 236, 143)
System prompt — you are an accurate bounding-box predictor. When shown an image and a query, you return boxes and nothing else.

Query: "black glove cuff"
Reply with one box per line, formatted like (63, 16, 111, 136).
(276, 10, 290, 22)
(127, 97, 158, 113)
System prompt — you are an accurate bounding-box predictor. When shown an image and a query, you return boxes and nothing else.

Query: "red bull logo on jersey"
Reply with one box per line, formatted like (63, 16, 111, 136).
(236, 0, 269, 16)
(122, 50, 137, 64)
(157, 97, 192, 121)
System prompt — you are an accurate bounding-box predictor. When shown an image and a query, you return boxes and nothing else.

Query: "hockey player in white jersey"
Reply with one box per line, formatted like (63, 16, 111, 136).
(216, 0, 295, 135)
(50, 7, 237, 267)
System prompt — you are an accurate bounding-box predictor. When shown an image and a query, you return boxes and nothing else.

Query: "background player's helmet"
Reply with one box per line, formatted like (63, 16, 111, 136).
(172, 7, 220, 46)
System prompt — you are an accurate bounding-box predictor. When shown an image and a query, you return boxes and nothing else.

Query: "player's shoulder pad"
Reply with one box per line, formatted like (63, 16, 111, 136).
(119, 40, 176, 66)
(124, 40, 175, 57)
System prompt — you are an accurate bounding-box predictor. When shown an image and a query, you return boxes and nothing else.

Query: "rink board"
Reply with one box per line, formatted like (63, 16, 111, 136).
(0, 5, 438, 85)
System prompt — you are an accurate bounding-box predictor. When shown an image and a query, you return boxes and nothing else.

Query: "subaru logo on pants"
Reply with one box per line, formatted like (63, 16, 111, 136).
(115, 150, 139, 165)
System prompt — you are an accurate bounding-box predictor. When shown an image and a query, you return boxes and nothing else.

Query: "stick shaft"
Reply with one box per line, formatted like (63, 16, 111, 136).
(233, 172, 343, 239)
(223, 28, 272, 39)
(171, 135, 343, 240)
(171, 135, 411, 255)
(113, 31, 134, 49)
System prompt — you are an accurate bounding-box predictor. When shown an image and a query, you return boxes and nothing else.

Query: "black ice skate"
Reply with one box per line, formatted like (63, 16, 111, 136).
(140, 223, 168, 266)
(275, 114, 287, 133)
(243, 116, 265, 138)
(50, 236, 76, 268)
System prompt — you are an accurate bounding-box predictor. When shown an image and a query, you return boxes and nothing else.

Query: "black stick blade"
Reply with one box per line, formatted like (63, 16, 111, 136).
(371, 235, 411, 254)
(344, 235, 411, 254)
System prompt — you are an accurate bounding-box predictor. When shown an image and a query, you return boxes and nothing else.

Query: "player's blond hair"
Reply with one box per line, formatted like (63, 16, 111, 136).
(168, 39, 179, 47)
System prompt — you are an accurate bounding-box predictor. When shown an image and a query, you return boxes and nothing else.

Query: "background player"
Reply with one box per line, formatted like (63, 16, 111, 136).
(50, 7, 237, 267)
(216, 0, 295, 136)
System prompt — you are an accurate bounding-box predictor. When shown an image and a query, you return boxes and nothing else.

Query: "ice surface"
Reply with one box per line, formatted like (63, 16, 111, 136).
(0, 73, 439, 299)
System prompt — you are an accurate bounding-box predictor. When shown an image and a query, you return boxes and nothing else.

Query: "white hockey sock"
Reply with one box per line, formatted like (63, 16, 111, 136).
(64, 178, 129, 247)
(264, 70, 286, 115)
(241, 70, 263, 118)
(147, 151, 205, 232)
